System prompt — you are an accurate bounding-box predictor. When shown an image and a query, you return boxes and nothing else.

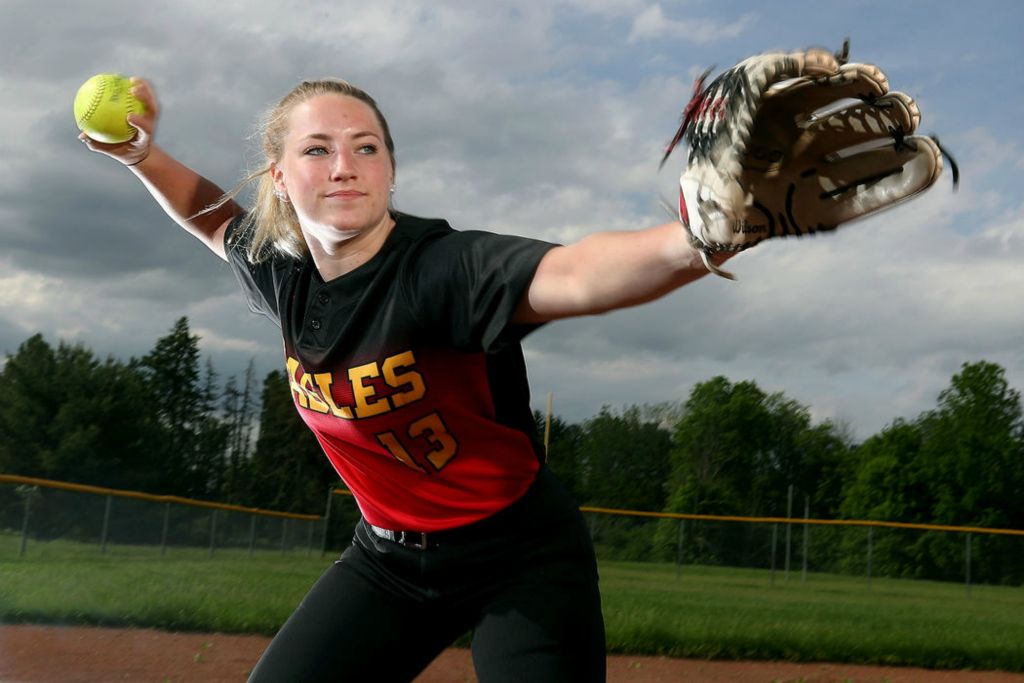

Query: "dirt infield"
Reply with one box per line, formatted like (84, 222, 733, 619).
(2, 625, 1023, 682)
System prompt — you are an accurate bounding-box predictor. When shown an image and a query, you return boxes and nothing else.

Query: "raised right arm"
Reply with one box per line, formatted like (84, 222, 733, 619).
(79, 78, 241, 261)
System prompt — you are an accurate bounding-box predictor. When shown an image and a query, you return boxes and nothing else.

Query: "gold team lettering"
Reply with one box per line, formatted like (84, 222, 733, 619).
(286, 350, 426, 419)
(285, 350, 459, 472)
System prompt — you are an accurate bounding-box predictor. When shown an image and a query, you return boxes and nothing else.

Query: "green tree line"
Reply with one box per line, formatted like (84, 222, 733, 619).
(2, 320, 1022, 582)
(539, 366, 1024, 584)
(0, 318, 334, 515)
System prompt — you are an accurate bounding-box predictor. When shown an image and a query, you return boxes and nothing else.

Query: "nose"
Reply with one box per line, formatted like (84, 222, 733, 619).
(331, 148, 357, 181)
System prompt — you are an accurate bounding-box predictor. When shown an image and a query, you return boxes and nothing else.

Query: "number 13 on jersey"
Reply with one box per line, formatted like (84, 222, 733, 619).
(376, 412, 459, 473)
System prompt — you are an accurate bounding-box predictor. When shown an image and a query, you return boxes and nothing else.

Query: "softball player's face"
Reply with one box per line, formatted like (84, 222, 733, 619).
(274, 94, 394, 248)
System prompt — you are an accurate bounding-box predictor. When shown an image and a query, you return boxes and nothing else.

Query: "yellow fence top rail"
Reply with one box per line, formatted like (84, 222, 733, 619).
(579, 505, 1024, 537)
(0, 474, 320, 521)
(6, 474, 1022, 537)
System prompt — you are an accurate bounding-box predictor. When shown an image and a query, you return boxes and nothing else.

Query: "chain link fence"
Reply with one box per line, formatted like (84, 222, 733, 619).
(3, 474, 1022, 589)
(0, 475, 350, 559)
(582, 507, 1024, 588)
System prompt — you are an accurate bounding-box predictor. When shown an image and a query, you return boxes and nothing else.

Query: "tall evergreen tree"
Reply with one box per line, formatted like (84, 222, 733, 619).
(192, 357, 229, 498)
(139, 317, 205, 494)
(222, 359, 258, 503)
(248, 370, 334, 514)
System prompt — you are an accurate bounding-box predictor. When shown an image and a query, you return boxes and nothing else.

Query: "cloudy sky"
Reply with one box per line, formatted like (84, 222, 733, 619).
(2, 0, 1021, 441)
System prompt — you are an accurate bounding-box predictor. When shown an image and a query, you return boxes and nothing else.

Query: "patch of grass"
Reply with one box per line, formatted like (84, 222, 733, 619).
(1, 534, 1022, 671)
(600, 561, 1024, 671)
(0, 536, 323, 634)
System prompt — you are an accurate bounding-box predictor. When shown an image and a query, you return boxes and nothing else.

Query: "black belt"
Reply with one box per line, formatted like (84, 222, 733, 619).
(364, 469, 557, 550)
(366, 511, 515, 550)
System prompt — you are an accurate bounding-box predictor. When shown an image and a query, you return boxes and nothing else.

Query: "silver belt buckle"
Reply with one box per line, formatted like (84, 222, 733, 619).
(398, 530, 429, 550)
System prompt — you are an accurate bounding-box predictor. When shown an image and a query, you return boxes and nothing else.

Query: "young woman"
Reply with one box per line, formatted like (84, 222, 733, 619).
(81, 77, 730, 682)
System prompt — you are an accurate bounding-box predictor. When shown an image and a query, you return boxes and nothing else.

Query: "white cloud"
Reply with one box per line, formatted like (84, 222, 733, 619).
(628, 4, 755, 44)
(192, 327, 266, 354)
(0, 269, 71, 335)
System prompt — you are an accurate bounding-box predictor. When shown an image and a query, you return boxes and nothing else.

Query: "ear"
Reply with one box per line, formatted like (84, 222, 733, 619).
(270, 162, 287, 194)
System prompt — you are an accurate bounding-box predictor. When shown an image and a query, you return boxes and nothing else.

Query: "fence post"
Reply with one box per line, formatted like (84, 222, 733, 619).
(280, 518, 289, 555)
(770, 524, 778, 587)
(160, 502, 170, 556)
(321, 488, 334, 558)
(675, 519, 685, 580)
(248, 515, 257, 557)
(802, 496, 809, 583)
(208, 510, 218, 558)
(19, 490, 33, 558)
(965, 533, 972, 598)
(100, 495, 112, 554)
(866, 526, 873, 591)
(307, 519, 315, 557)
(785, 485, 793, 582)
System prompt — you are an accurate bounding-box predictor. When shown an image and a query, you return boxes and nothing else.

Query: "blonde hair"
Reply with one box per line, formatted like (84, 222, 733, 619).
(214, 79, 396, 263)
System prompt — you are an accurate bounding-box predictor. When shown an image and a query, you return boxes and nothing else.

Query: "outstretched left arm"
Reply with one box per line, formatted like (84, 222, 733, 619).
(513, 222, 731, 324)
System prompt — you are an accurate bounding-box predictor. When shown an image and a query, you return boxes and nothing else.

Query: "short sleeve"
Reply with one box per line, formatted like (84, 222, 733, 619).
(404, 230, 558, 352)
(223, 214, 295, 327)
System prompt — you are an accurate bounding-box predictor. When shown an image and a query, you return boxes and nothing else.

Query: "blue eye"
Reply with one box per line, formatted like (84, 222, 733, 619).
(304, 145, 328, 156)
(357, 144, 377, 154)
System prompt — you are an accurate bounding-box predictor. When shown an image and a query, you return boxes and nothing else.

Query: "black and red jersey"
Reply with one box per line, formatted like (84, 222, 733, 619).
(225, 213, 558, 531)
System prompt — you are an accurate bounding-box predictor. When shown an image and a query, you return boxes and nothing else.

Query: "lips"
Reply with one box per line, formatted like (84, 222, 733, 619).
(326, 190, 365, 199)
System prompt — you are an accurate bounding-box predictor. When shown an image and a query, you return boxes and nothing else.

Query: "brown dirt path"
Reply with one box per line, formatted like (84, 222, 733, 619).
(2, 625, 1023, 682)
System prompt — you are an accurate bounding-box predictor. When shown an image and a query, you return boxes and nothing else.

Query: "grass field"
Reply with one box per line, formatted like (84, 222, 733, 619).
(2, 534, 1023, 672)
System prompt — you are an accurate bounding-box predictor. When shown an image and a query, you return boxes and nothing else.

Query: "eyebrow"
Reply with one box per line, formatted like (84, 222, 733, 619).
(300, 131, 380, 142)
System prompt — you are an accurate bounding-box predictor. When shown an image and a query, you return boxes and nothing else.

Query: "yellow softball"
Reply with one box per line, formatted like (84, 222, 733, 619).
(73, 74, 146, 144)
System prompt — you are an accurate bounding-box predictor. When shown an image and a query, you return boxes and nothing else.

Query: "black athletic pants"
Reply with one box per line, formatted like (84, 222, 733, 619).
(247, 467, 606, 682)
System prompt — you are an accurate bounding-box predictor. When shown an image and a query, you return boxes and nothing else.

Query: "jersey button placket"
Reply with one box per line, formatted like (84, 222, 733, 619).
(308, 288, 328, 340)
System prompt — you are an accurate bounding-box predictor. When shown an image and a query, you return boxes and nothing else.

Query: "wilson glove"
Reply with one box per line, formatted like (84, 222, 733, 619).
(661, 41, 958, 279)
